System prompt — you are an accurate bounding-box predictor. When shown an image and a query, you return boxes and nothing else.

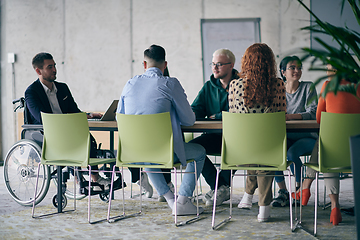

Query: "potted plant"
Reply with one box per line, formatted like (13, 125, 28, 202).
(297, 0, 360, 100)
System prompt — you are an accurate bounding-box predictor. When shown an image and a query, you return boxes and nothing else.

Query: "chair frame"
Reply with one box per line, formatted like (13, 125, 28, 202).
(299, 112, 360, 236)
(107, 161, 199, 226)
(212, 169, 295, 230)
(107, 112, 201, 226)
(211, 112, 296, 231)
(31, 112, 116, 224)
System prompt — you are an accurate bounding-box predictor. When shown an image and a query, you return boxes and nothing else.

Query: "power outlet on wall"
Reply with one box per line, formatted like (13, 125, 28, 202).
(8, 53, 16, 63)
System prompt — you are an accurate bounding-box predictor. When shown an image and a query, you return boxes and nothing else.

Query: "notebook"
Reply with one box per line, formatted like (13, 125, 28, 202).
(88, 100, 119, 121)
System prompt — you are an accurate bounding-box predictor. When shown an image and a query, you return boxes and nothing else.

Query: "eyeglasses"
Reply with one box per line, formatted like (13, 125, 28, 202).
(287, 66, 302, 71)
(210, 62, 231, 68)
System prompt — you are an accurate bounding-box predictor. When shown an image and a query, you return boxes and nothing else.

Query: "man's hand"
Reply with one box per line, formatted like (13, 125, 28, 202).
(87, 112, 103, 119)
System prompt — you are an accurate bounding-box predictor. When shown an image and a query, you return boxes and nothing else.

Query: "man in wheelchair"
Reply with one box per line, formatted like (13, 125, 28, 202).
(25, 52, 117, 194)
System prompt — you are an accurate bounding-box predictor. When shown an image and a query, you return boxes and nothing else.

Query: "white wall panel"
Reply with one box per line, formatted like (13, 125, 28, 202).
(1, 0, 317, 159)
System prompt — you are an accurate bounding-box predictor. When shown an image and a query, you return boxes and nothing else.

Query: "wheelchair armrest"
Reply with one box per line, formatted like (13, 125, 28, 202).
(21, 124, 43, 140)
(21, 124, 43, 130)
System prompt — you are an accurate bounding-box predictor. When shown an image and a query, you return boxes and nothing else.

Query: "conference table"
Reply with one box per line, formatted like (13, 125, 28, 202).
(88, 119, 320, 151)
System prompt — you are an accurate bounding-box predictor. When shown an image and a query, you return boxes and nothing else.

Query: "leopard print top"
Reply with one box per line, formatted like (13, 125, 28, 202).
(228, 78, 286, 113)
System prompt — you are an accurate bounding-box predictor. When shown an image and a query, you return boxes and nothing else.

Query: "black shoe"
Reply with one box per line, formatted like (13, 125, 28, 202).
(341, 206, 355, 216)
(272, 189, 290, 207)
(292, 199, 300, 207)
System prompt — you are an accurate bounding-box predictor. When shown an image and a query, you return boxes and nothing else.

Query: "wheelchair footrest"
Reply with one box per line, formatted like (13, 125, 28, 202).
(79, 178, 126, 196)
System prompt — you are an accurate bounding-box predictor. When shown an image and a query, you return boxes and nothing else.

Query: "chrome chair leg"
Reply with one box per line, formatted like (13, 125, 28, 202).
(175, 162, 201, 227)
(287, 166, 294, 231)
(212, 168, 231, 230)
(314, 172, 319, 236)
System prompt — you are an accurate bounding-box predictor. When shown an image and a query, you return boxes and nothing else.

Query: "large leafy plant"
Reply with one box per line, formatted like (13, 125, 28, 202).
(298, 0, 360, 101)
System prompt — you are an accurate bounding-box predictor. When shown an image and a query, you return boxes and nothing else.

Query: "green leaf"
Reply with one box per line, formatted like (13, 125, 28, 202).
(297, 0, 360, 103)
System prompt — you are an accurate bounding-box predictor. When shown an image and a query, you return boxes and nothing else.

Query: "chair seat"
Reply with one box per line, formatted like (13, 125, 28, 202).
(41, 157, 115, 167)
(222, 161, 293, 171)
(304, 162, 352, 173)
(118, 159, 194, 170)
(89, 157, 116, 166)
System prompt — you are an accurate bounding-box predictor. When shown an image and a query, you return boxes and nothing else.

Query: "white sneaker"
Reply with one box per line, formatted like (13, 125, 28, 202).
(172, 197, 204, 216)
(257, 205, 270, 222)
(95, 176, 111, 191)
(238, 192, 253, 209)
(158, 182, 174, 202)
(206, 185, 230, 206)
(136, 172, 153, 198)
(203, 189, 214, 202)
(167, 197, 175, 210)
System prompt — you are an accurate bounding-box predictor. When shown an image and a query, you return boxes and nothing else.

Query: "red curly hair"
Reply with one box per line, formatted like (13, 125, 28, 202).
(238, 43, 278, 108)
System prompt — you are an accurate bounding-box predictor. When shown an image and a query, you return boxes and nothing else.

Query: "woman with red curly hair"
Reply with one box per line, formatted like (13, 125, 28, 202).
(228, 43, 286, 222)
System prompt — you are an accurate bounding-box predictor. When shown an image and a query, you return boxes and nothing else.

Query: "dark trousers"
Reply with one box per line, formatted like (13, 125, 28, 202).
(189, 133, 231, 190)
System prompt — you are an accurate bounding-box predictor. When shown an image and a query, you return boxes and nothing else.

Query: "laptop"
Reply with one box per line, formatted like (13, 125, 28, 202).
(88, 100, 119, 121)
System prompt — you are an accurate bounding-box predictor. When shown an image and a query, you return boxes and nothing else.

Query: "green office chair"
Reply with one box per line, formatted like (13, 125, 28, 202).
(212, 111, 295, 230)
(300, 112, 360, 236)
(107, 112, 201, 226)
(32, 112, 116, 224)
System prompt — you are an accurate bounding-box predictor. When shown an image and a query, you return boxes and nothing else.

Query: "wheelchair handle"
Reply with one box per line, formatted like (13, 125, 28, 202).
(13, 97, 25, 112)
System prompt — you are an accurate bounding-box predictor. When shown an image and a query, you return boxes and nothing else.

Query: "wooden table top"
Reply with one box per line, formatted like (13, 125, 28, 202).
(88, 119, 319, 133)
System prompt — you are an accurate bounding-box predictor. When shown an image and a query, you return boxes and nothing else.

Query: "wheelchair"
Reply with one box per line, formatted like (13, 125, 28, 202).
(3, 97, 124, 209)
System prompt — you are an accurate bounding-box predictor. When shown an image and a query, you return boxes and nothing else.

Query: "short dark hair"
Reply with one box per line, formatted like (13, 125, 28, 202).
(32, 52, 53, 69)
(144, 44, 166, 63)
(279, 55, 301, 81)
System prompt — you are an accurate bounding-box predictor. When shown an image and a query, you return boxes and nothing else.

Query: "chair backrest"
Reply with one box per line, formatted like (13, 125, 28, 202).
(41, 112, 91, 167)
(116, 112, 174, 168)
(318, 112, 360, 172)
(221, 111, 287, 171)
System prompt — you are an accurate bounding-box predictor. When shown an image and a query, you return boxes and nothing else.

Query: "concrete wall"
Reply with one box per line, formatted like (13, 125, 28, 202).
(1, 0, 318, 160)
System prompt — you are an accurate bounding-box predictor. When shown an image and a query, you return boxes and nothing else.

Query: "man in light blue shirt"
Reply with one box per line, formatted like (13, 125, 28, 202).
(117, 44, 205, 215)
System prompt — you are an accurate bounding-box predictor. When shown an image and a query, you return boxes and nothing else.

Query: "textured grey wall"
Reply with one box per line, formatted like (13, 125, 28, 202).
(1, 0, 317, 159)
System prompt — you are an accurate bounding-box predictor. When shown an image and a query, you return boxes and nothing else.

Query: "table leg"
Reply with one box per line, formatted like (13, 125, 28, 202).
(110, 130, 114, 152)
(57, 166, 63, 213)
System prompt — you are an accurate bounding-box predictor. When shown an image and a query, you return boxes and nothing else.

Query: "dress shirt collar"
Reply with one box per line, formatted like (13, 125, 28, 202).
(145, 67, 163, 76)
(40, 80, 57, 94)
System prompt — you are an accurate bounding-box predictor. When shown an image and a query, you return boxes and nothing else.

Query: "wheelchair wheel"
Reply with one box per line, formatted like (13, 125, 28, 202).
(99, 192, 109, 202)
(52, 194, 67, 210)
(3, 139, 51, 206)
(51, 166, 86, 200)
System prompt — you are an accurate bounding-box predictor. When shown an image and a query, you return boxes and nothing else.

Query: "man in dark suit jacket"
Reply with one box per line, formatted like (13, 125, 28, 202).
(25, 79, 82, 124)
(25, 52, 109, 190)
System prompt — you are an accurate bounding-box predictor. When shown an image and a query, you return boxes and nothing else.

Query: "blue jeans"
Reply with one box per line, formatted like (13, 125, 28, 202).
(275, 138, 316, 184)
(145, 142, 206, 197)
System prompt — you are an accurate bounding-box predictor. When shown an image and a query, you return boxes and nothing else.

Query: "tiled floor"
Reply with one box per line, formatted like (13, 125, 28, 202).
(0, 166, 356, 239)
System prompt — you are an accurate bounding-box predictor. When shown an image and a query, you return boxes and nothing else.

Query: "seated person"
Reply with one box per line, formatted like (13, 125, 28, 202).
(229, 43, 286, 222)
(26, 52, 112, 191)
(117, 44, 205, 215)
(293, 63, 360, 225)
(190, 48, 239, 206)
(271, 56, 317, 207)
